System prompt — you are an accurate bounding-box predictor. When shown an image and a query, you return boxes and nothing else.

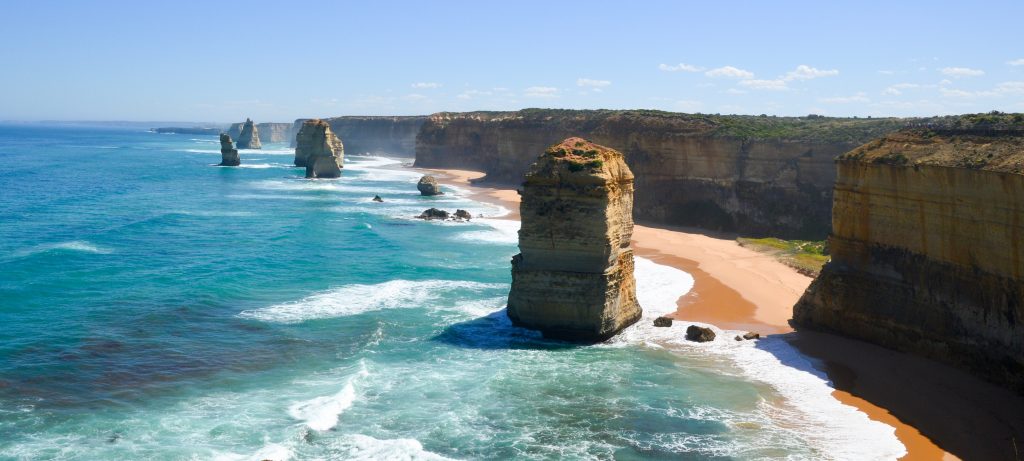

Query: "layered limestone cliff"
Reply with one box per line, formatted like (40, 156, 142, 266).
(227, 122, 296, 144)
(235, 118, 262, 149)
(294, 119, 344, 178)
(291, 116, 426, 154)
(507, 137, 642, 341)
(794, 120, 1024, 392)
(218, 133, 239, 166)
(415, 110, 908, 238)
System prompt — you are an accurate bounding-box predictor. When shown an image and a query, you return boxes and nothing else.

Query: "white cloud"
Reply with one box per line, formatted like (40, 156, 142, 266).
(941, 67, 985, 77)
(877, 70, 897, 75)
(404, 93, 428, 101)
(456, 89, 492, 100)
(883, 88, 902, 96)
(577, 78, 611, 88)
(725, 88, 746, 95)
(939, 81, 1024, 99)
(524, 86, 559, 98)
(783, 65, 839, 81)
(819, 92, 869, 103)
(411, 82, 441, 89)
(659, 63, 705, 72)
(705, 66, 754, 79)
(1007, 59, 1024, 66)
(997, 81, 1024, 94)
(739, 79, 788, 91)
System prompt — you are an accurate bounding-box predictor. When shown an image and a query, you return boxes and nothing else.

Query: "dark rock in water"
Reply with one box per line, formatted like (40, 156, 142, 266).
(734, 335, 743, 341)
(685, 325, 715, 342)
(294, 119, 344, 178)
(236, 118, 262, 149)
(372, 195, 383, 202)
(218, 133, 240, 166)
(653, 316, 673, 327)
(417, 175, 443, 196)
(742, 332, 760, 340)
(453, 209, 472, 220)
(417, 208, 449, 220)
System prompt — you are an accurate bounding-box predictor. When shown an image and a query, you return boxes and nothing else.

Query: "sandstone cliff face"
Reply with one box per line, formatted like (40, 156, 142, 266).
(507, 137, 642, 341)
(415, 110, 906, 238)
(236, 118, 262, 149)
(218, 133, 239, 166)
(794, 127, 1024, 392)
(227, 122, 296, 144)
(315, 116, 426, 154)
(294, 119, 344, 178)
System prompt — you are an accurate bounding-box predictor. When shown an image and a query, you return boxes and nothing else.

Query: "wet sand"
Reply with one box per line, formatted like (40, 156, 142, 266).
(417, 166, 1024, 461)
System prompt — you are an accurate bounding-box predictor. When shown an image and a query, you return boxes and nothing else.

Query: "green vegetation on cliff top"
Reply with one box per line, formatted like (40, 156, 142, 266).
(737, 237, 830, 276)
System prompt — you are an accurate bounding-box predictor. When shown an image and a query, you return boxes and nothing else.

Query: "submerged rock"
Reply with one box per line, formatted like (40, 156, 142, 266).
(506, 137, 642, 341)
(372, 195, 384, 202)
(236, 118, 262, 149)
(417, 208, 449, 220)
(417, 175, 443, 196)
(685, 325, 715, 342)
(294, 119, 344, 178)
(218, 133, 240, 166)
(653, 316, 673, 327)
(453, 209, 472, 220)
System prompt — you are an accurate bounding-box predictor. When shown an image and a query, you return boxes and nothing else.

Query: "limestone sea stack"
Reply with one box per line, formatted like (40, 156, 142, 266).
(793, 118, 1024, 392)
(294, 119, 344, 178)
(506, 137, 642, 341)
(218, 133, 240, 166)
(417, 175, 443, 195)
(236, 118, 262, 149)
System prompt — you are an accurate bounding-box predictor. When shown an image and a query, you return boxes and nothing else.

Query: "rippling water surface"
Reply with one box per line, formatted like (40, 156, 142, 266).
(0, 124, 904, 460)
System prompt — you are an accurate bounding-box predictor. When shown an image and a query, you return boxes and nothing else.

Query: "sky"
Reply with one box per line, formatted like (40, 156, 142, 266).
(1, 0, 1023, 122)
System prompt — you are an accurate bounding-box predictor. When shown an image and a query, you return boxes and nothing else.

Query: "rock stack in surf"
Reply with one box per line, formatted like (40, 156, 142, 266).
(218, 133, 240, 166)
(506, 137, 642, 341)
(236, 118, 262, 149)
(294, 119, 344, 178)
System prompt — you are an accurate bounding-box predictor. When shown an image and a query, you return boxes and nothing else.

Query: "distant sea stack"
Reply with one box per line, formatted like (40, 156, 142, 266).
(294, 119, 344, 178)
(218, 133, 240, 166)
(506, 137, 642, 341)
(227, 122, 297, 144)
(236, 118, 262, 149)
(793, 115, 1024, 392)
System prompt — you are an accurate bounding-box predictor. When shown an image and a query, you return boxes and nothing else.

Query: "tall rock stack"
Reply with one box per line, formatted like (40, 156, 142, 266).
(236, 118, 262, 149)
(294, 119, 344, 178)
(218, 133, 240, 166)
(507, 137, 642, 341)
(793, 121, 1024, 392)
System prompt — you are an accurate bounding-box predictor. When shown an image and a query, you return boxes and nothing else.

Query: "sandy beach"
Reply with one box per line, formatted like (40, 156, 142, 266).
(419, 166, 1024, 461)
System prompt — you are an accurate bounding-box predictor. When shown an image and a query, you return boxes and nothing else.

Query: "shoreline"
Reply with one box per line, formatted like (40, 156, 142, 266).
(416, 166, 976, 461)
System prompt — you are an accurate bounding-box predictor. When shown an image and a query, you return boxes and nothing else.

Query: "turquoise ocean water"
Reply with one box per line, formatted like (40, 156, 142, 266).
(0, 125, 904, 460)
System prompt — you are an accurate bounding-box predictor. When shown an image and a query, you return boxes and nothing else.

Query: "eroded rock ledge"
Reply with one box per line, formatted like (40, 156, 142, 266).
(506, 137, 642, 341)
(793, 121, 1024, 392)
(294, 119, 344, 178)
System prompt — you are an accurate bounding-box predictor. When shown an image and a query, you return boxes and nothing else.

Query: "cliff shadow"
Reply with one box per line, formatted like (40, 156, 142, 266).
(432, 309, 582, 351)
(758, 329, 1024, 461)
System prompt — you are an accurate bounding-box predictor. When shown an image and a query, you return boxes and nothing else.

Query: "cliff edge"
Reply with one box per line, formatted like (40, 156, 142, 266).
(793, 115, 1024, 392)
(507, 137, 641, 341)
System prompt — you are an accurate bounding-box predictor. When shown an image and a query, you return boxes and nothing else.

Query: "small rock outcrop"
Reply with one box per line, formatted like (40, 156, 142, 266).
(653, 316, 673, 327)
(372, 195, 384, 202)
(236, 118, 262, 149)
(506, 137, 642, 341)
(453, 209, 472, 220)
(685, 325, 716, 342)
(294, 119, 344, 178)
(417, 175, 443, 196)
(417, 208, 449, 220)
(218, 133, 240, 166)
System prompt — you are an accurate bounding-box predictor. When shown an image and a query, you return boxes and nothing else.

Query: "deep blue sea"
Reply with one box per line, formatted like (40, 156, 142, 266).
(0, 124, 904, 460)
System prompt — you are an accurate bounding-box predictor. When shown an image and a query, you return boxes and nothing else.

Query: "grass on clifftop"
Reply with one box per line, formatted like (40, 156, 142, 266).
(737, 237, 830, 276)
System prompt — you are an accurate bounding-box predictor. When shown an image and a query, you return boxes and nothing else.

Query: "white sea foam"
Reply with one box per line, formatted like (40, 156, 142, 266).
(239, 280, 506, 323)
(289, 361, 370, 431)
(335, 434, 454, 461)
(13, 240, 114, 258)
(451, 218, 520, 245)
(173, 210, 257, 217)
(237, 163, 292, 169)
(613, 257, 906, 460)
